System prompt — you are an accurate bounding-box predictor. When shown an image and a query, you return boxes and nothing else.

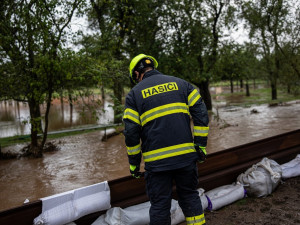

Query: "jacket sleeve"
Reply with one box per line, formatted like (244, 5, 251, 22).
(123, 91, 142, 166)
(187, 83, 209, 147)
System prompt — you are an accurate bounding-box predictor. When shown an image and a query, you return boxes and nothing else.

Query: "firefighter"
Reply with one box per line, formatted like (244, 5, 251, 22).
(123, 54, 209, 225)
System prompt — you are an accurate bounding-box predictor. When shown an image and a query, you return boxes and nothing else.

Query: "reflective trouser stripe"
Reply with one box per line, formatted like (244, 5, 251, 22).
(186, 214, 206, 225)
(193, 126, 209, 137)
(188, 89, 201, 107)
(126, 144, 141, 155)
(140, 102, 189, 126)
(123, 108, 140, 125)
(143, 143, 195, 162)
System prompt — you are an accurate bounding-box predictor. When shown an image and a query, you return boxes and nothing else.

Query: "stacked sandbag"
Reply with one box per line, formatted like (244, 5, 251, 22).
(34, 182, 111, 225)
(205, 183, 245, 211)
(237, 157, 282, 197)
(92, 188, 207, 225)
(281, 154, 300, 179)
(92, 199, 183, 225)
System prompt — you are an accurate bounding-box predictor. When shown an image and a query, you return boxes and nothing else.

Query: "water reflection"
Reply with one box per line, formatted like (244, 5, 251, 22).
(0, 98, 114, 138)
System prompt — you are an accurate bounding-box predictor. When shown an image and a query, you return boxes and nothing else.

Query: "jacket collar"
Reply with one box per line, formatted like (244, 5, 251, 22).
(142, 69, 161, 80)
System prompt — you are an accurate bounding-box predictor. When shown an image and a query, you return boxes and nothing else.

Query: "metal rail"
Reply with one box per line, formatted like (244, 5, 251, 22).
(1, 129, 300, 225)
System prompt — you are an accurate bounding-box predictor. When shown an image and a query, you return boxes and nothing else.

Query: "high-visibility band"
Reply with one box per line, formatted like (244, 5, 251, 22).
(188, 89, 201, 107)
(140, 102, 189, 126)
(193, 126, 209, 137)
(123, 108, 140, 125)
(186, 214, 206, 225)
(126, 144, 141, 155)
(143, 143, 195, 162)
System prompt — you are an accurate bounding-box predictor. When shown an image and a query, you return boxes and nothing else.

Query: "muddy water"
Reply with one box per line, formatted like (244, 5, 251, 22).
(208, 101, 300, 152)
(1, 97, 300, 211)
(0, 97, 114, 138)
(0, 130, 129, 211)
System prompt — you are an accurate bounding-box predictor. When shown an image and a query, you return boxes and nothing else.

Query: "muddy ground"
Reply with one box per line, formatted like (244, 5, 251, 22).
(203, 176, 300, 225)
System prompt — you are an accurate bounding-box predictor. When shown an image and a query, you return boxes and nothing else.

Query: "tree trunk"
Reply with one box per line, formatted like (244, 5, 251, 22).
(113, 79, 123, 123)
(230, 78, 234, 93)
(240, 79, 244, 89)
(68, 93, 73, 125)
(271, 80, 277, 100)
(101, 86, 105, 103)
(198, 80, 212, 111)
(246, 80, 250, 97)
(28, 98, 42, 157)
(41, 90, 53, 151)
(60, 90, 64, 121)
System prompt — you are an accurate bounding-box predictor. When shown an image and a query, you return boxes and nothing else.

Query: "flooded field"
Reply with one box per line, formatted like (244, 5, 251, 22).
(0, 88, 300, 211)
(0, 97, 113, 138)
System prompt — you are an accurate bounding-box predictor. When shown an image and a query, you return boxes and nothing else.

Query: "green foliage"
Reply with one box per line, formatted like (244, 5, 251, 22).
(240, 0, 300, 99)
(214, 43, 260, 82)
(0, 0, 86, 155)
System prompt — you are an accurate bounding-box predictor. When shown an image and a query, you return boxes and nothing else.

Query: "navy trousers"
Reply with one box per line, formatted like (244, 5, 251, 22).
(145, 162, 203, 225)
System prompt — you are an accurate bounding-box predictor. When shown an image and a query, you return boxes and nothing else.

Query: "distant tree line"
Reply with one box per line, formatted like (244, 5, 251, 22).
(0, 0, 299, 157)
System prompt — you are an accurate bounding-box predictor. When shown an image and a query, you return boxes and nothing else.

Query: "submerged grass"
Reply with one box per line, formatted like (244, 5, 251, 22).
(212, 86, 300, 107)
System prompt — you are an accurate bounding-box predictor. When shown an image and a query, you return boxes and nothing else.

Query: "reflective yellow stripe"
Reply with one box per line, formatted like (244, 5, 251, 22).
(193, 126, 209, 137)
(186, 214, 205, 225)
(143, 143, 195, 162)
(140, 102, 189, 126)
(123, 108, 140, 125)
(188, 89, 201, 107)
(127, 144, 141, 155)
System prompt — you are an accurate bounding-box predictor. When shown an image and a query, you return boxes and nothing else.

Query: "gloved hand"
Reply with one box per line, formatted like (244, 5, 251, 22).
(130, 164, 142, 178)
(195, 144, 207, 163)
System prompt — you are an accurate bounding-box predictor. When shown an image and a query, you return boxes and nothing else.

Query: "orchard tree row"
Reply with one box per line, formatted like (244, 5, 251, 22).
(0, 0, 299, 156)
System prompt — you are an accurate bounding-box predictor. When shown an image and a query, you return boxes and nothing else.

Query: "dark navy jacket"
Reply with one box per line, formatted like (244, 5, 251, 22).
(123, 70, 209, 172)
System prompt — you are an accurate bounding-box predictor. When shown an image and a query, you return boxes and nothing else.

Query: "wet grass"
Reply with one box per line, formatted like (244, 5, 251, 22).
(212, 80, 266, 87)
(212, 86, 300, 106)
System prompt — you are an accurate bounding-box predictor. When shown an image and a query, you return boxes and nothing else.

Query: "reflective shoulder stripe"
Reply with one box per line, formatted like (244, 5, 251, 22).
(126, 144, 141, 155)
(123, 108, 141, 125)
(143, 143, 195, 162)
(140, 102, 189, 126)
(186, 214, 206, 225)
(188, 89, 201, 107)
(193, 126, 209, 137)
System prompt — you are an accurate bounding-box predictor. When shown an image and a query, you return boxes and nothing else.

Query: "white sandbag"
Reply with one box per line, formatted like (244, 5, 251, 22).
(171, 188, 208, 225)
(170, 200, 184, 225)
(34, 191, 75, 225)
(205, 183, 245, 211)
(237, 157, 282, 197)
(120, 201, 151, 225)
(92, 202, 149, 225)
(197, 188, 208, 210)
(73, 182, 111, 219)
(93, 200, 176, 225)
(34, 181, 111, 225)
(92, 189, 207, 225)
(281, 154, 300, 179)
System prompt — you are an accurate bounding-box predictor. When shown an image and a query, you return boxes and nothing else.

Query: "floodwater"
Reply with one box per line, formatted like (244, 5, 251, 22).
(0, 97, 114, 138)
(0, 88, 300, 212)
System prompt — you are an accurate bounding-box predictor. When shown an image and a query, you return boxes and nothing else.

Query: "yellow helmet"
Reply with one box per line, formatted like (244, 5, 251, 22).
(129, 54, 158, 84)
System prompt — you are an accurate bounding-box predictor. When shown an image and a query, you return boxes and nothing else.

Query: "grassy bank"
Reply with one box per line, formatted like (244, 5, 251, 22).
(0, 125, 122, 148)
